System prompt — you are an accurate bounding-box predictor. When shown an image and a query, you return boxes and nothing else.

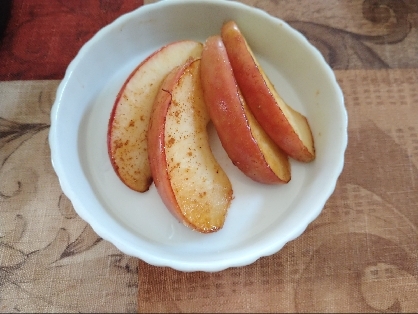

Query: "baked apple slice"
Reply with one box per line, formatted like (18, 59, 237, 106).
(148, 59, 233, 233)
(108, 40, 203, 192)
(221, 21, 315, 162)
(200, 35, 290, 184)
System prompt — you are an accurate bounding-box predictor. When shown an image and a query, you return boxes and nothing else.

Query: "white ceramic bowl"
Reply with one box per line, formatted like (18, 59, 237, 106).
(49, 0, 347, 272)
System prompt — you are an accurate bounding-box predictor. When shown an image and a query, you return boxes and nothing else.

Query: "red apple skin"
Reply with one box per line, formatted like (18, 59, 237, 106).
(148, 59, 233, 233)
(108, 40, 203, 192)
(221, 21, 315, 162)
(200, 35, 290, 184)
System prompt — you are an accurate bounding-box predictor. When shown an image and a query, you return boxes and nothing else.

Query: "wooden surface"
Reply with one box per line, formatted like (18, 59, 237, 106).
(1, 0, 417, 312)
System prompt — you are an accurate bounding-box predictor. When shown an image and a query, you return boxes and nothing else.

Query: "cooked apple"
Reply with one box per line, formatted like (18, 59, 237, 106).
(221, 21, 315, 162)
(108, 40, 203, 192)
(200, 35, 291, 184)
(148, 59, 233, 233)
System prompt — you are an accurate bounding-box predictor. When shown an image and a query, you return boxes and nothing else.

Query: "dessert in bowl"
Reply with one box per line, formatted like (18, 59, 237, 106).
(49, 0, 347, 272)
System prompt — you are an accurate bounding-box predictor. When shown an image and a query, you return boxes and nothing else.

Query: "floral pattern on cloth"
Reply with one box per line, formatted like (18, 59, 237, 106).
(0, 81, 139, 313)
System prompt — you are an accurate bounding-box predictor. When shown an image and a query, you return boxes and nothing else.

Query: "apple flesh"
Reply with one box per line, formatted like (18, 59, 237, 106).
(221, 21, 315, 162)
(148, 59, 233, 233)
(108, 40, 203, 192)
(200, 35, 291, 184)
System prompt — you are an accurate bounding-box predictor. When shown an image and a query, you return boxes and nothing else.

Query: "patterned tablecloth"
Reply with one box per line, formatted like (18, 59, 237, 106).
(1, 0, 417, 312)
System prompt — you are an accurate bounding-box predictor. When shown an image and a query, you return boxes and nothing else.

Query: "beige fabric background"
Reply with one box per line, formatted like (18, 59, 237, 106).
(0, 80, 138, 313)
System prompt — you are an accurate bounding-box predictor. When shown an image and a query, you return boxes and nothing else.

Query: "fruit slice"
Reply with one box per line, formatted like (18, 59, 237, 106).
(221, 21, 315, 162)
(200, 35, 291, 184)
(108, 40, 203, 192)
(148, 59, 233, 233)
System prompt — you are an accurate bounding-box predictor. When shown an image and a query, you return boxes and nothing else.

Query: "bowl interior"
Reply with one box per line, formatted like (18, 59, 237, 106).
(50, 0, 346, 271)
